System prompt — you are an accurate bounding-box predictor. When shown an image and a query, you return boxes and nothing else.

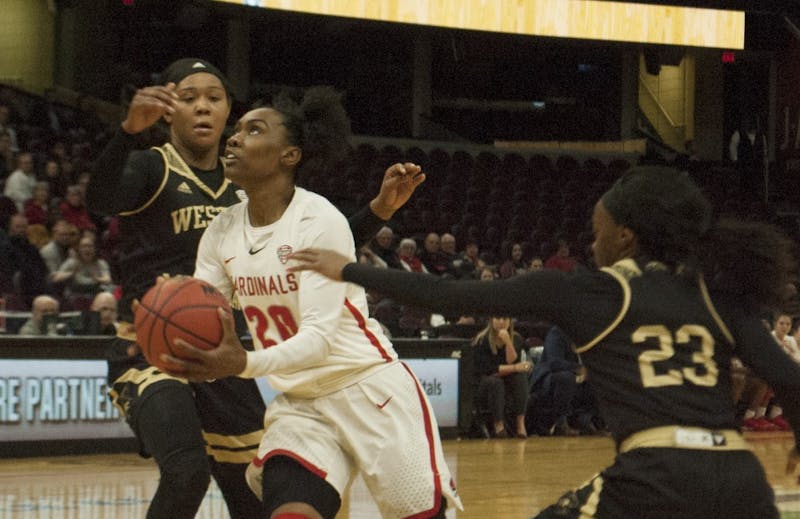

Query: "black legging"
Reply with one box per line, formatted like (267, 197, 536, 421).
(135, 382, 211, 519)
(134, 381, 264, 518)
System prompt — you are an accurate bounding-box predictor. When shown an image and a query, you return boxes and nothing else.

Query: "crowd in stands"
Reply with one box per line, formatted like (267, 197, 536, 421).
(0, 84, 119, 328)
(2, 82, 799, 439)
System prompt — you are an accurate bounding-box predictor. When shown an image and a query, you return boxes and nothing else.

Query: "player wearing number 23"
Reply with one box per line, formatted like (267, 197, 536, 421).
(289, 166, 800, 519)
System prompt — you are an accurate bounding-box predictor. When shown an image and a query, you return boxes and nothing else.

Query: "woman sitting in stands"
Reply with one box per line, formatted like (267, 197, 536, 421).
(52, 233, 112, 308)
(472, 317, 531, 438)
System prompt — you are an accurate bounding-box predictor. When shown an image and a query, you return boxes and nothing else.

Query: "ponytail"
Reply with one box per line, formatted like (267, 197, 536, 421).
(271, 86, 351, 184)
(698, 218, 797, 312)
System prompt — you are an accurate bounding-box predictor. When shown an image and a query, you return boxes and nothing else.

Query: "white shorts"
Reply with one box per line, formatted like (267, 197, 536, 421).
(245, 361, 463, 518)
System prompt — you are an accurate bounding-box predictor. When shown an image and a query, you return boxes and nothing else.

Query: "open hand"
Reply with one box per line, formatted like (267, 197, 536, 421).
(368, 162, 426, 220)
(159, 307, 247, 381)
(288, 248, 353, 281)
(121, 83, 178, 134)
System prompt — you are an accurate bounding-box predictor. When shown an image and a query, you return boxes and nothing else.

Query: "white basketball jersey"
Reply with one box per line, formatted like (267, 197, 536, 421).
(195, 187, 397, 397)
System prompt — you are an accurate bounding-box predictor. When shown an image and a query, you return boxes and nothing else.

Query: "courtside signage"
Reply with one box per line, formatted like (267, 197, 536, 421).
(0, 360, 132, 442)
(254, 358, 459, 427)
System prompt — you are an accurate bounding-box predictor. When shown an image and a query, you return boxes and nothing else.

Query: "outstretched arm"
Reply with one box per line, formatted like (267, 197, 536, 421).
(288, 248, 574, 319)
(348, 162, 425, 247)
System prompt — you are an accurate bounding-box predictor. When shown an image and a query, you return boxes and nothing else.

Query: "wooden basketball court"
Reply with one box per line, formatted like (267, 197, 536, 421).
(0, 432, 798, 518)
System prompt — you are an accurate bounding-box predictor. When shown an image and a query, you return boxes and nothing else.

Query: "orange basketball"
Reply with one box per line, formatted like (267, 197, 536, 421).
(134, 277, 231, 372)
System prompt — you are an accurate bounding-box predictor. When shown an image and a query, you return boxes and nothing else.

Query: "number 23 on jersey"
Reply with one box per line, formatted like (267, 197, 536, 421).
(633, 324, 718, 388)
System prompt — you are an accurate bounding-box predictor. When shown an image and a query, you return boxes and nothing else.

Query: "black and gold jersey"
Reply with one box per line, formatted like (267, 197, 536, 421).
(115, 143, 240, 321)
(343, 257, 800, 449)
(574, 260, 738, 442)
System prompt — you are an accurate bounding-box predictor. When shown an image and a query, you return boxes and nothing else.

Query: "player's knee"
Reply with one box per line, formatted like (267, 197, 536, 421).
(160, 451, 211, 499)
(261, 456, 341, 519)
(163, 464, 211, 499)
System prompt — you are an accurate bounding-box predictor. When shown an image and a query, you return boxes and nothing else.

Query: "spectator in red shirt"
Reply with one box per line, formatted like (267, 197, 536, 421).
(59, 184, 96, 232)
(398, 237, 428, 273)
(23, 181, 52, 226)
(544, 238, 577, 272)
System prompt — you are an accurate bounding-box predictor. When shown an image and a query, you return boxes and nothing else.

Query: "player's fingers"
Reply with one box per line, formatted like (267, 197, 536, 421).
(140, 85, 178, 103)
(159, 355, 208, 381)
(131, 92, 174, 114)
(218, 307, 234, 335)
(291, 247, 317, 256)
(402, 162, 421, 176)
(158, 354, 189, 375)
(130, 298, 140, 314)
(287, 249, 318, 268)
(160, 354, 184, 367)
(385, 162, 406, 178)
(172, 338, 206, 359)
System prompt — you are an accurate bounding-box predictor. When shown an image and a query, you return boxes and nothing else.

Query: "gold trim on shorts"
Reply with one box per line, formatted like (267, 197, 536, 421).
(203, 429, 262, 464)
(619, 426, 749, 453)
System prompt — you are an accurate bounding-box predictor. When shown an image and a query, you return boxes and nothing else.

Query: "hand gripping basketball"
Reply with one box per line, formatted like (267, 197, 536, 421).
(134, 277, 231, 372)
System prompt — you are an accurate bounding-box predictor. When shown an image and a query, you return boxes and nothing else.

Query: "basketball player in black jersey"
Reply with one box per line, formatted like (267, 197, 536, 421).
(290, 165, 800, 519)
(86, 58, 423, 519)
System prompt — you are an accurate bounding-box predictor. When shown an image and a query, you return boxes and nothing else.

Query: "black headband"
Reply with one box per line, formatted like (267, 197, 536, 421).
(159, 58, 230, 94)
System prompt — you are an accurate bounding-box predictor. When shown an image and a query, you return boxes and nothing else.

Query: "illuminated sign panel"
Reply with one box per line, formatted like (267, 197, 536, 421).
(215, 0, 745, 49)
(255, 357, 459, 427)
(0, 360, 131, 442)
(0, 357, 458, 443)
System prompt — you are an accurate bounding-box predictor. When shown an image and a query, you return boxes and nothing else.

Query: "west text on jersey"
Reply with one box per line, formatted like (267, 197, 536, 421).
(170, 205, 228, 234)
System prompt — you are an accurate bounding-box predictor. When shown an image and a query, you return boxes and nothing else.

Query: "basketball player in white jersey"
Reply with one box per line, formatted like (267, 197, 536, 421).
(162, 86, 462, 519)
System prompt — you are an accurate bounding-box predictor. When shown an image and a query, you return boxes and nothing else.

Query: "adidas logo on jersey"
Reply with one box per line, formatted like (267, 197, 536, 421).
(177, 182, 192, 194)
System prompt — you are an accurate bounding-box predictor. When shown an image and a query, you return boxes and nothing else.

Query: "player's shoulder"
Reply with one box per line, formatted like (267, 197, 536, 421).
(207, 199, 246, 231)
(295, 188, 348, 222)
(127, 148, 164, 170)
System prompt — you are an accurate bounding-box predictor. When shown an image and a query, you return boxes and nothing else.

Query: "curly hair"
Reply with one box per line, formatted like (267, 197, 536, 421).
(269, 86, 351, 182)
(601, 166, 711, 269)
(602, 166, 797, 312)
(698, 218, 797, 312)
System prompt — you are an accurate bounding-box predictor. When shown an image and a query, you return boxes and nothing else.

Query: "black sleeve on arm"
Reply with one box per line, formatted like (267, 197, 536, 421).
(86, 127, 159, 216)
(343, 263, 567, 320)
(347, 204, 386, 249)
(728, 310, 800, 451)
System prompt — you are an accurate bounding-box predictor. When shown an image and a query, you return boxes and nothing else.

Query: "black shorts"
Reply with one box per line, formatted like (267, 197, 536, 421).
(106, 336, 265, 464)
(534, 448, 778, 519)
